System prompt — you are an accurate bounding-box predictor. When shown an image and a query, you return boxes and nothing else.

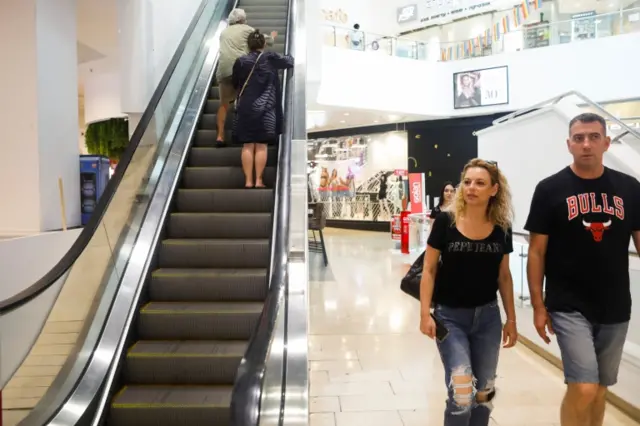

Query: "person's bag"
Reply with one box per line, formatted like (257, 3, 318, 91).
(236, 52, 264, 108)
(400, 251, 424, 301)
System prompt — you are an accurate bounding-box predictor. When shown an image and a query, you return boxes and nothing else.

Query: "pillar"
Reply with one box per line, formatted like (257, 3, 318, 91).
(0, 0, 80, 235)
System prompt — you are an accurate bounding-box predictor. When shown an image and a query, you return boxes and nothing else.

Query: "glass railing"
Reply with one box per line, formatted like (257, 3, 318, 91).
(321, 7, 640, 62)
(0, 0, 222, 423)
(510, 239, 640, 412)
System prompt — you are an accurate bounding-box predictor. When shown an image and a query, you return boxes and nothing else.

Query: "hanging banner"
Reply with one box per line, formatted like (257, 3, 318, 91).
(408, 173, 425, 214)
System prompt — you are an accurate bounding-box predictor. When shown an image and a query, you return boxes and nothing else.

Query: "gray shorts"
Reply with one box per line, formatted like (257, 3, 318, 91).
(550, 311, 628, 386)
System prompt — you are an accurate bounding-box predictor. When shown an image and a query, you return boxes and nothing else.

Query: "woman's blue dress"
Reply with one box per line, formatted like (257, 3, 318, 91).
(231, 50, 294, 145)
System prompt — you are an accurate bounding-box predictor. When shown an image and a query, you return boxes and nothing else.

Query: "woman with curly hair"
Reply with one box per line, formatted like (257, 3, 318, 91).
(419, 158, 518, 426)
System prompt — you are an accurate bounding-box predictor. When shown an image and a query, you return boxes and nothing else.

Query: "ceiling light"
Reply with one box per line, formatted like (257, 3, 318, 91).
(373, 120, 379, 123)
(343, 112, 350, 116)
(340, 120, 346, 123)
(388, 114, 399, 121)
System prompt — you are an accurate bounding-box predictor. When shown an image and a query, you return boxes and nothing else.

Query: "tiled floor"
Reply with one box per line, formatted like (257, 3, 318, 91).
(308, 228, 639, 426)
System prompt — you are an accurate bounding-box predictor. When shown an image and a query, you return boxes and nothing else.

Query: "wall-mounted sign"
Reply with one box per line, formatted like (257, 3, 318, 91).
(397, 4, 418, 24)
(421, 0, 491, 23)
(321, 8, 348, 24)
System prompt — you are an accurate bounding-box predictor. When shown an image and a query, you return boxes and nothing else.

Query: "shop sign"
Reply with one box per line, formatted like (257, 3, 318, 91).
(397, 4, 418, 24)
(394, 169, 408, 177)
(321, 8, 349, 24)
(420, 0, 491, 23)
(571, 10, 596, 19)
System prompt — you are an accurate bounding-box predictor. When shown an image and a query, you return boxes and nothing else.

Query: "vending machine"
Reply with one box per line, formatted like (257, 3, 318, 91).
(80, 155, 111, 225)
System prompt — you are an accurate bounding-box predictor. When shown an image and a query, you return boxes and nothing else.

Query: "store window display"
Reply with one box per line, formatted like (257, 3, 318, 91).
(307, 131, 409, 222)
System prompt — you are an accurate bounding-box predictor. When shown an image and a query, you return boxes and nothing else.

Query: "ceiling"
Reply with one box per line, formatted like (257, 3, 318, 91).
(77, 0, 118, 63)
(306, 104, 434, 132)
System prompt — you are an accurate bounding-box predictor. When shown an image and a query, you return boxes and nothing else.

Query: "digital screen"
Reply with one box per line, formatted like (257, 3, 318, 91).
(453, 66, 509, 109)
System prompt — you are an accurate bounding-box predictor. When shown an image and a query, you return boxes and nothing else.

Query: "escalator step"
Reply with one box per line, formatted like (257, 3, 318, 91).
(167, 213, 272, 239)
(176, 189, 274, 213)
(109, 385, 231, 426)
(150, 268, 268, 301)
(209, 86, 219, 100)
(205, 99, 221, 114)
(138, 302, 263, 340)
(124, 340, 247, 384)
(159, 239, 270, 268)
(182, 167, 276, 189)
(194, 130, 233, 147)
(197, 114, 233, 131)
(189, 146, 277, 167)
(240, 0, 288, 6)
(251, 23, 287, 35)
(241, 5, 288, 14)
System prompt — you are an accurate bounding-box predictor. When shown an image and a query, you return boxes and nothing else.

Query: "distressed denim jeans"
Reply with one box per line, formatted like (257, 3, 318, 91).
(433, 301, 502, 426)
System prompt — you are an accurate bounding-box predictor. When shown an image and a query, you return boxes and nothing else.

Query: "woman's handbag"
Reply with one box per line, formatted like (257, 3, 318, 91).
(236, 52, 264, 106)
(400, 251, 424, 301)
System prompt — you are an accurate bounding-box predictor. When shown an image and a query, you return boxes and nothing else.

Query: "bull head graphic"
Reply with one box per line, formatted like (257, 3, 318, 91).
(582, 219, 612, 242)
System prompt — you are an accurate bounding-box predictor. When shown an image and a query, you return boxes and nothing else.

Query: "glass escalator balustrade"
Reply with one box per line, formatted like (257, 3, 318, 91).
(106, 1, 291, 425)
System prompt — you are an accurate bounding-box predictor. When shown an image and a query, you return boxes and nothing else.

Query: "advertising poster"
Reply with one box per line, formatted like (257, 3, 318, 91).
(453, 66, 509, 109)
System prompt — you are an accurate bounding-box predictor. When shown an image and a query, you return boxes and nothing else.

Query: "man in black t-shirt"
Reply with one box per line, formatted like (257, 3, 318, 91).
(525, 113, 640, 426)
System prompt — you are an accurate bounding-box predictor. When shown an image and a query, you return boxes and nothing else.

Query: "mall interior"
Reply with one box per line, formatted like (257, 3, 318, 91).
(1, 0, 640, 424)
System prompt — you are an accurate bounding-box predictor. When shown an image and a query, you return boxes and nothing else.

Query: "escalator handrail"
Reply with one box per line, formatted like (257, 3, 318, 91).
(229, 0, 295, 423)
(0, 0, 211, 314)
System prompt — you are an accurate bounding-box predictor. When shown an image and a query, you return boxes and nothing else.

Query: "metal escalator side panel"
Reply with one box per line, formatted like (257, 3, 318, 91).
(3, 4, 228, 426)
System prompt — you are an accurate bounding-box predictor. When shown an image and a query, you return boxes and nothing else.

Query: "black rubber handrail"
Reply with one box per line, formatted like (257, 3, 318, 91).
(229, 0, 295, 423)
(0, 0, 211, 314)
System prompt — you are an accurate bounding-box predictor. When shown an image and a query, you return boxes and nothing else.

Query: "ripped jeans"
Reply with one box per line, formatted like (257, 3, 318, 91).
(434, 301, 502, 426)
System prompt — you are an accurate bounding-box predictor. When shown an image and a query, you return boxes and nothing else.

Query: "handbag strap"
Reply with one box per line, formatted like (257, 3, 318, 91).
(238, 52, 264, 100)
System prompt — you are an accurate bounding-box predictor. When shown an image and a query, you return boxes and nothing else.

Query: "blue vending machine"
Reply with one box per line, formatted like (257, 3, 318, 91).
(80, 155, 111, 225)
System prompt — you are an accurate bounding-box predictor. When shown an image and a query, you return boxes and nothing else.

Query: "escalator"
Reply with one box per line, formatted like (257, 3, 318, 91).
(0, 0, 302, 425)
(106, 1, 290, 425)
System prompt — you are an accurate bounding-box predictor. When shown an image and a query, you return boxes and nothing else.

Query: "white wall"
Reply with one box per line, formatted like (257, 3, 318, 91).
(80, 59, 125, 124)
(0, 0, 80, 236)
(0, 230, 82, 301)
(317, 32, 640, 117)
(118, 0, 203, 114)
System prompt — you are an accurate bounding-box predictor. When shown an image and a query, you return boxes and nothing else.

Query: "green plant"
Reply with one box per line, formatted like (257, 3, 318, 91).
(84, 117, 129, 160)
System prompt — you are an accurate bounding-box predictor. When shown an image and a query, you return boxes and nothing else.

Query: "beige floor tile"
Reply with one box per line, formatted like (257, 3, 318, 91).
(2, 409, 29, 426)
(310, 396, 341, 413)
(335, 410, 403, 426)
(310, 412, 336, 426)
(311, 381, 393, 397)
(308, 230, 640, 426)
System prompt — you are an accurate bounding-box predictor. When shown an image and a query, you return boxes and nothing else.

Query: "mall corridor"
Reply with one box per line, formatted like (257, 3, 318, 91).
(307, 229, 639, 426)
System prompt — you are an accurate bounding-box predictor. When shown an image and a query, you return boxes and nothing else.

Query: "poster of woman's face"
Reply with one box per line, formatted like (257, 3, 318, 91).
(454, 72, 482, 108)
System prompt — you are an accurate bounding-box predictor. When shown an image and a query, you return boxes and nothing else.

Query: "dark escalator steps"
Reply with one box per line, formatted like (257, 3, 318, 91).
(138, 302, 263, 340)
(110, 385, 232, 426)
(182, 166, 277, 189)
(124, 340, 247, 384)
(150, 268, 268, 302)
(176, 188, 274, 213)
(188, 145, 277, 166)
(159, 239, 269, 268)
(168, 213, 272, 238)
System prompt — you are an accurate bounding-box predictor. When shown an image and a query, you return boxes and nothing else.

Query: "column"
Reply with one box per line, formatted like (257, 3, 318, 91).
(0, 0, 80, 235)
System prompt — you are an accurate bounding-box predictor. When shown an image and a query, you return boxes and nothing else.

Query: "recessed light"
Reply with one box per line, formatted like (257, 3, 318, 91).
(340, 120, 346, 123)
(343, 112, 350, 116)
(373, 120, 379, 123)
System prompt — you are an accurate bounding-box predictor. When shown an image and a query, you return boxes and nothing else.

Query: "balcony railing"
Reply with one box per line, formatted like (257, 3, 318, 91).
(322, 7, 640, 62)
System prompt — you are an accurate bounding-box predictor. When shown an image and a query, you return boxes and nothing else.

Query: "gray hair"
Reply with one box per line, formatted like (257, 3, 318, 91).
(228, 8, 247, 25)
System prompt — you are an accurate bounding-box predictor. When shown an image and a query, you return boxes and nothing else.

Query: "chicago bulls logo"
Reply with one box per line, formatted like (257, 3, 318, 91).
(582, 219, 611, 242)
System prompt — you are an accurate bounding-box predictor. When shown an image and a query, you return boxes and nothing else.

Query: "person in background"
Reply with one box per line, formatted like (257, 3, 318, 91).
(429, 181, 455, 226)
(232, 30, 294, 188)
(215, 8, 277, 147)
(346, 23, 364, 51)
(525, 112, 640, 426)
(420, 159, 518, 426)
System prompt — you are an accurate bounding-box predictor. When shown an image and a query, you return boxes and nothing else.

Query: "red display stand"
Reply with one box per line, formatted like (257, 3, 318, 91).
(391, 215, 401, 241)
(400, 210, 410, 254)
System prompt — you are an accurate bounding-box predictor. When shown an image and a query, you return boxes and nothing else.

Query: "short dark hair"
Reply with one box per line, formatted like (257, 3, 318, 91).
(569, 113, 607, 136)
(353, 23, 360, 30)
(248, 29, 265, 51)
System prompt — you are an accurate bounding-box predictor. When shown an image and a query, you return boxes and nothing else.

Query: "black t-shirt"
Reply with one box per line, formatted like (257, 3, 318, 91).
(429, 205, 442, 219)
(427, 212, 513, 308)
(379, 178, 387, 199)
(524, 166, 640, 324)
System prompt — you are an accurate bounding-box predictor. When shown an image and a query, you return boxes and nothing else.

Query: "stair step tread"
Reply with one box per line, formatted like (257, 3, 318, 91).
(152, 268, 267, 278)
(128, 340, 247, 357)
(112, 385, 232, 407)
(141, 301, 263, 314)
(162, 238, 268, 245)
